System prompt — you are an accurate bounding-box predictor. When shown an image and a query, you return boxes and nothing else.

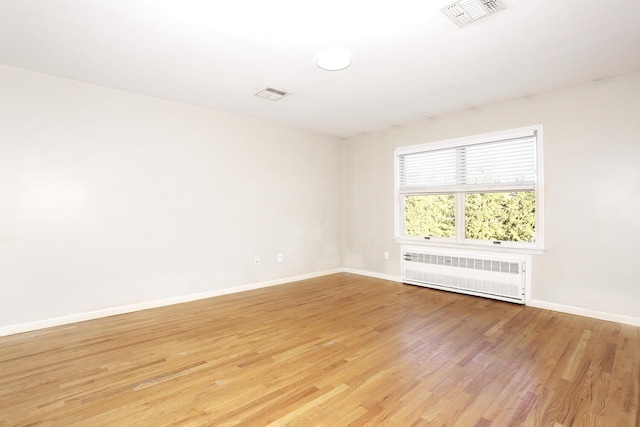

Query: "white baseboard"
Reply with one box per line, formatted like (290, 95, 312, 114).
(342, 268, 402, 283)
(4, 268, 639, 336)
(345, 268, 640, 327)
(342, 268, 640, 326)
(528, 299, 640, 327)
(0, 268, 343, 337)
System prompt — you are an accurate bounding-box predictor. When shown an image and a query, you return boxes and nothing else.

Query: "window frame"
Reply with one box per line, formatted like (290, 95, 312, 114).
(394, 125, 545, 254)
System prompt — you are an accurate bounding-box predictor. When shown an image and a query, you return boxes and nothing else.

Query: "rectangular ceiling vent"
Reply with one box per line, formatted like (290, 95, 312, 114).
(254, 87, 289, 101)
(442, 0, 506, 27)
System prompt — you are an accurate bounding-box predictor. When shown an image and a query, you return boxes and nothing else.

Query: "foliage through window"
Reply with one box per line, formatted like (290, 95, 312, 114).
(395, 126, 543, 249)
(404, 194, 455, 238)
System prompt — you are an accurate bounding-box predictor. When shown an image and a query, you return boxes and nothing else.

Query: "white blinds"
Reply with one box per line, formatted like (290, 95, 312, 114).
(398, 134, 537, 193)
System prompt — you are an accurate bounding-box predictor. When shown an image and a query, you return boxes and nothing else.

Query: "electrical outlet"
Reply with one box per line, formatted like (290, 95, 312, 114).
(384, 251, 389, 260)
(277, 253, 283, 263)
(254, 256, 260, 265)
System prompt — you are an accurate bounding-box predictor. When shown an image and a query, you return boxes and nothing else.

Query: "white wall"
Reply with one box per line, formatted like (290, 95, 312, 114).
(0, 65, 343, 329)
(344, 72, 640, 321)
(3, 65, 639, 333)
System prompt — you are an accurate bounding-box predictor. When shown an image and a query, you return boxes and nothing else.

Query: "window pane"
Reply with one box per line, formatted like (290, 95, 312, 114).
(465, 192, 536, 242)
(404, 194, 455, 238)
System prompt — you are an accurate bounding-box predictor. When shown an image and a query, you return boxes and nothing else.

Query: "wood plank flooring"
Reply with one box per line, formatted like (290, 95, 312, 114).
(1, 273, 638, 426)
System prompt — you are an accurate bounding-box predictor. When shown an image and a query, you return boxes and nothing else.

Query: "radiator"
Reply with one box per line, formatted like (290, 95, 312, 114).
(401, 246, 526, 304)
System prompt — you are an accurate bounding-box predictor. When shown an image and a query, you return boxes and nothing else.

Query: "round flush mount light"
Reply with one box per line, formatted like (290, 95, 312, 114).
(316, 48, 351, 71)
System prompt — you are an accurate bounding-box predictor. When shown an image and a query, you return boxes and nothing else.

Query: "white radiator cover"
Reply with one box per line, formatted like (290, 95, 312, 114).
(401, 245, 527, 304)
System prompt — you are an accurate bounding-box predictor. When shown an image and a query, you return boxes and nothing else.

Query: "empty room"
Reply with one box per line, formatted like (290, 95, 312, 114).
(1, 0, 639, 425)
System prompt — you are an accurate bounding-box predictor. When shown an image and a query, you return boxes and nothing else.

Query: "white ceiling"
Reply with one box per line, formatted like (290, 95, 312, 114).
(1, 0, 639, 138)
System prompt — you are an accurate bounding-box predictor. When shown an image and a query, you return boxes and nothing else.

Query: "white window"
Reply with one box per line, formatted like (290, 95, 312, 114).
(395, 125, 544, 252)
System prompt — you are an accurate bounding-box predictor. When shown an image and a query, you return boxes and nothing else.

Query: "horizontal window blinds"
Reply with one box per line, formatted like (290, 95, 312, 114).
(398, 134, 536, 193)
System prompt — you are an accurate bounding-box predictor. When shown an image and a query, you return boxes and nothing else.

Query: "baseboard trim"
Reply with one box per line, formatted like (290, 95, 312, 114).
(4, 268, 639, 336)
(342, 268, 402, 283)
(0, 268, 343, 337)
(345, 268, 640, 327)
(528, 299, 640, 327)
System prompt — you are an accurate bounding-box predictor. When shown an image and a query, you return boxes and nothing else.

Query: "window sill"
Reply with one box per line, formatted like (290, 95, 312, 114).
(393, 237, 546, 255)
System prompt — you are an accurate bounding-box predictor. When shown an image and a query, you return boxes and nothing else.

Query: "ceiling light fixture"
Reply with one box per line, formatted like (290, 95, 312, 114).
(442, 0, 506, 27)
(316, 49, 351, 71)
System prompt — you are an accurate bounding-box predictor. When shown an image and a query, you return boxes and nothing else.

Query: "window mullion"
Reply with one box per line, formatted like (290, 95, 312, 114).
(455, 192, 465, 243)
(455, 146, 466, 243)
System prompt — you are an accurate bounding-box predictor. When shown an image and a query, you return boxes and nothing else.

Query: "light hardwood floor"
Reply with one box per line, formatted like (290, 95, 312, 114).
(1, 273, 638, 426)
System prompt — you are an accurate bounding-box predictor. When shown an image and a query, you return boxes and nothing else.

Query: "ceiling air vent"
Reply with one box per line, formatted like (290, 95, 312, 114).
(254, 87, 289, 101)
(442, 0, 506, 27)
